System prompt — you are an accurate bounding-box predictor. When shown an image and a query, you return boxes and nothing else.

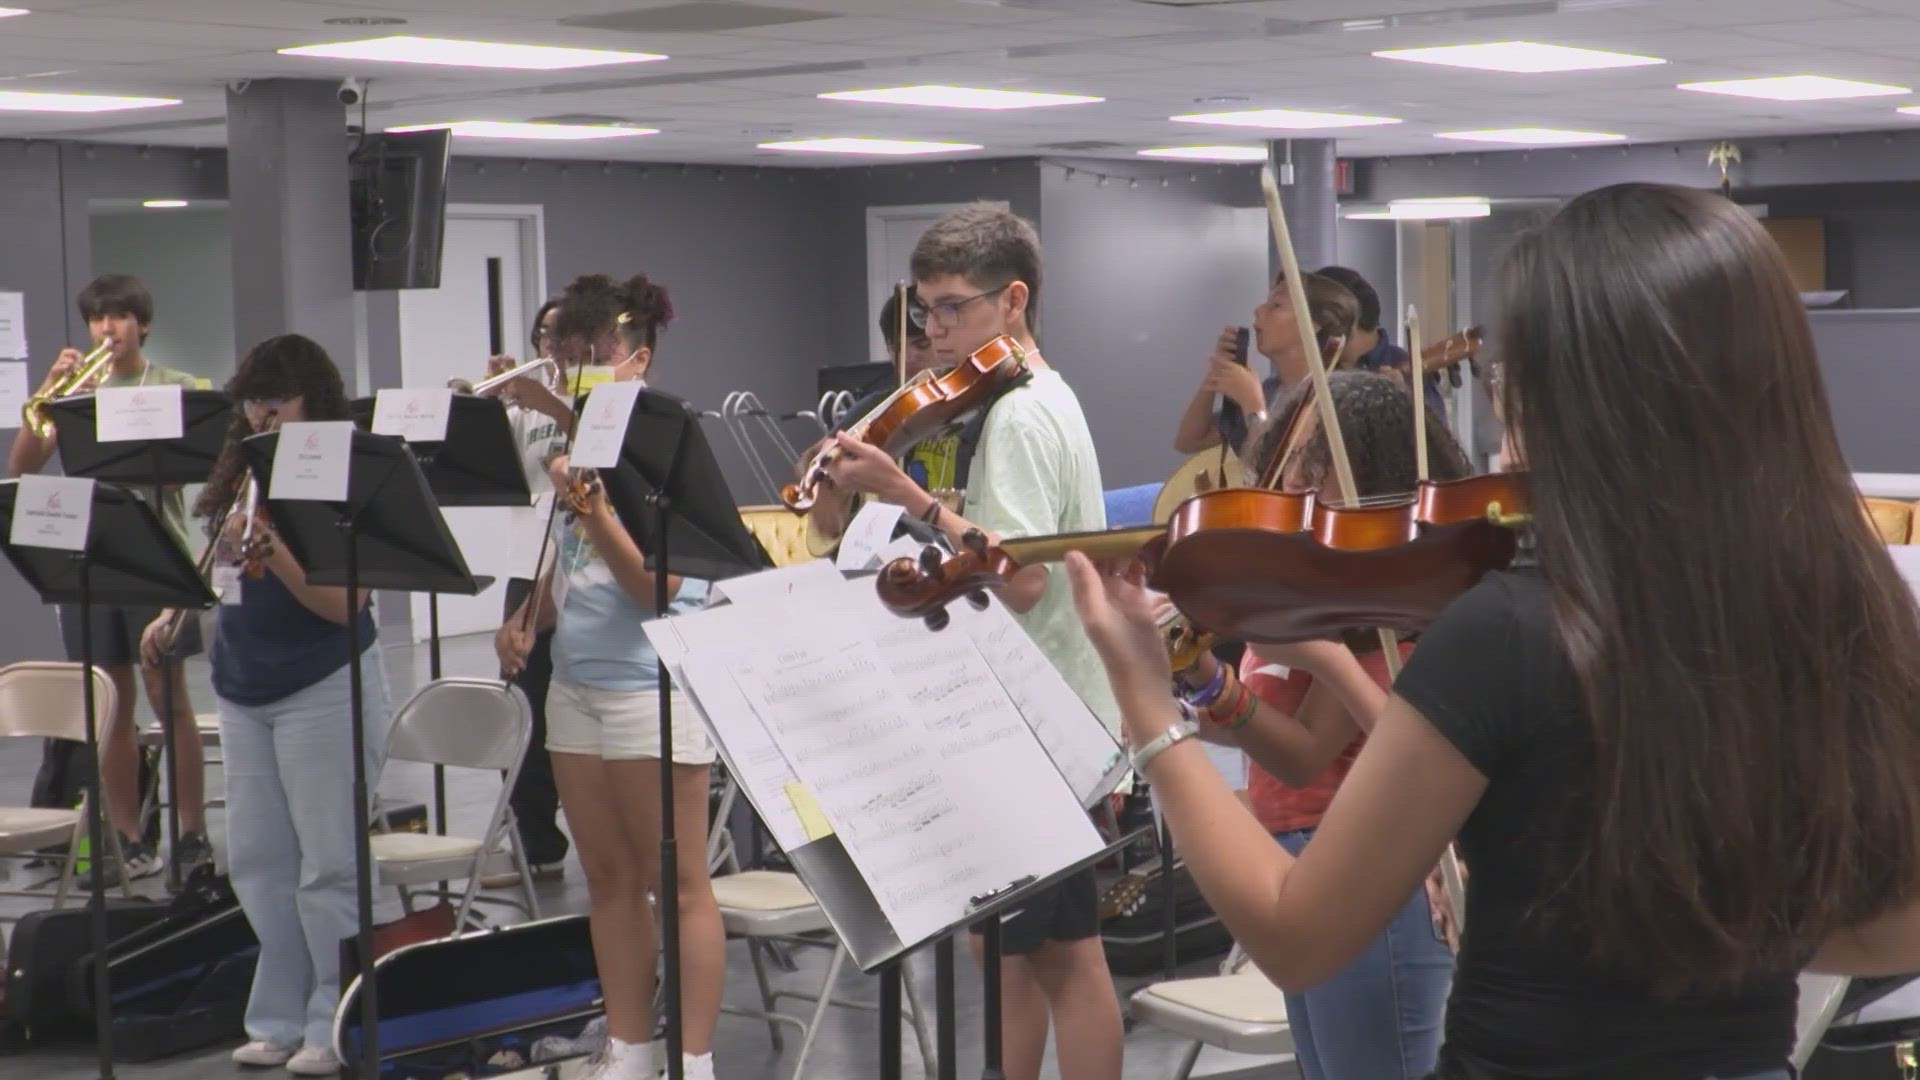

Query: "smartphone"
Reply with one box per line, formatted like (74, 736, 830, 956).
(1232, 326, 1251, 367)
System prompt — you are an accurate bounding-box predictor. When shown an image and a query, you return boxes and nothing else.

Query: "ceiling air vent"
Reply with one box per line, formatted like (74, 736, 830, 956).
(561, 3, 837, 33)
(532, 114, 649, 127)
(1044, 140, 1127, 152)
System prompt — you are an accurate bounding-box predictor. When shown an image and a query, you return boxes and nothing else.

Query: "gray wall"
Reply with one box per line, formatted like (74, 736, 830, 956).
(1038, 159, 1269, 489)
(90, 207, 235, 383)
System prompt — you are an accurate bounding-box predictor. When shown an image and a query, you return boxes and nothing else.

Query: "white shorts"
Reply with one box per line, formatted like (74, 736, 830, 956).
(546, 681, 716, 765)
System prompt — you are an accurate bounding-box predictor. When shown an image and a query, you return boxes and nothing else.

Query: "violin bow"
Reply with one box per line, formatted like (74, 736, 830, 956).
(1259, 168, 1398, 668)
(1407, 302, 1471, 938)
(894, 279, 909, 388)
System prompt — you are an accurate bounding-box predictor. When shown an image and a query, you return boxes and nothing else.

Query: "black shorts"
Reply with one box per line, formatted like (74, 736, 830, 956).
(58, 603, 202, 664)
(973, 868, 1100, 956)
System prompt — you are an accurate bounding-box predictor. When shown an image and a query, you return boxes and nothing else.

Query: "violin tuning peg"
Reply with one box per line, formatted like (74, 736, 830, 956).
(924, 608, 951, 633)
(961, 528, 988, 556)
(966, 590, 990, 611)
(918, 546, 944, 573)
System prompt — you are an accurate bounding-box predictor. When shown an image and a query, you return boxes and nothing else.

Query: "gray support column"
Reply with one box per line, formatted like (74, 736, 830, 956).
(225, 80, 355, 380)
(1267, 138, 1338, 276)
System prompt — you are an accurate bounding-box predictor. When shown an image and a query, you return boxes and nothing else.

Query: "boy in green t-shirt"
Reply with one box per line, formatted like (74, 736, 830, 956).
(822, 206, 1124, 1080)
(8, 274, 210, 882)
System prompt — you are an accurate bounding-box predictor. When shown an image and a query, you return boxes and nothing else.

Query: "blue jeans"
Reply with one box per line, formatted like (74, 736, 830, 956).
(1276, 827, 1454, 1080)
(220, 652, 392, 1050)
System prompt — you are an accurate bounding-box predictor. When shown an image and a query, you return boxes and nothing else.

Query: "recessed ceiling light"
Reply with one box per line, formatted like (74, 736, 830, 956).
(141, 199, 188, 209)
(1346, 198, 1491, 220)
(757, 137, 982, 156)
(1138, 145, 1268, 162)
(1678, 75, 1908, 101)
(0, 9, 27, 18)
(1900, 106, 1920, 117)
(0, 90, 178, 113)
(279, 35, 664, 70)
(1435, 127, 1625, 145)
(1373, 41, 1665, 73)
(387, 120, 657, 141)
(819, 85, 1101, 110)
(1171, 107, 1401, 130)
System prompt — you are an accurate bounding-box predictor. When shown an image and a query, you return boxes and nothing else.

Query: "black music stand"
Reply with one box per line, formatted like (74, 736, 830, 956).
(593, 388, 764, 1080)
(48, 389, 233, 893)
(348, 393, 522, 853)
(238, 429, 484, 1080)
(0, 479, 216, 1080)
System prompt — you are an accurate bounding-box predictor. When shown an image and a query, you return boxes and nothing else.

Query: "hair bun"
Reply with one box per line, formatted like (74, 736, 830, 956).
(625, 273, 673, 329)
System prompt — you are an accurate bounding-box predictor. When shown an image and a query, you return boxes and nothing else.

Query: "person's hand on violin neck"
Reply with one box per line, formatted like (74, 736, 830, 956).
(1065, 551, 1180, 742)
(823, 432, 921, 508)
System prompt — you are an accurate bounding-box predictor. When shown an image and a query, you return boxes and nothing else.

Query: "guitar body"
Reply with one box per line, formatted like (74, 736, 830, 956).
(1154, 446, 1244, 525)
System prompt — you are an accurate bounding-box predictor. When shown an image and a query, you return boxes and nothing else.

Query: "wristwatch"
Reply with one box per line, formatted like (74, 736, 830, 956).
(1130, 703, 1201, 774)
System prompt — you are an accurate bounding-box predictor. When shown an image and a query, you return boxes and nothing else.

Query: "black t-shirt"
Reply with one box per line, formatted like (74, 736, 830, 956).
(1395, 570, 1797, 1079)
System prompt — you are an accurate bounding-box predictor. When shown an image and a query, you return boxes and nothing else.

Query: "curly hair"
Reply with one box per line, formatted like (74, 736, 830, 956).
(551, 273, 673, 354)
(194, 334, 348, 528)
(1251, 369, 1470, 501)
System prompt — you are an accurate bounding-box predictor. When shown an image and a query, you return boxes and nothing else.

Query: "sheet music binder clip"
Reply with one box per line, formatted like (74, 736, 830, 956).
(968, 875, 1036, 911)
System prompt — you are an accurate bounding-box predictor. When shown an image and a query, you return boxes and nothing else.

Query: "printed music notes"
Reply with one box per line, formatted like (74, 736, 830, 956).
(657, 572, 1112, 948)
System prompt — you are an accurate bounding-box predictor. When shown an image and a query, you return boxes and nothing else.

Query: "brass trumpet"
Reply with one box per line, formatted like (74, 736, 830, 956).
(23, 338, 115, 438)
(449, 357, 560, 397)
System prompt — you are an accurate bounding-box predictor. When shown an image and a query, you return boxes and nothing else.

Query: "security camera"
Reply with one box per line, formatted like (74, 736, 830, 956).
(338, 78, 365, 107)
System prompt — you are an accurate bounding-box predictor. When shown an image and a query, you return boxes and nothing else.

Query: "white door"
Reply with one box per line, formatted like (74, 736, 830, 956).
(395, 208, 546, 642)
(864, 202, 1010, 362)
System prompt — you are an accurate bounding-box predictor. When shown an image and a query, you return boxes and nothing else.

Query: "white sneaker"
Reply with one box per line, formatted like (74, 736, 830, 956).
(682, 1052, 717, 1079)
(580, 1037, 661, 1079)
(285, 1045, 340, 1075)
(231, 1041, 297, 1067)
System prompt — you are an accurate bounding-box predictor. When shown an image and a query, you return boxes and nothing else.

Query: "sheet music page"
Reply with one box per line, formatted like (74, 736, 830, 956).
(644, 613, 813, 852)
(707, 558, 843, 606)
(687, 627, 1103, 947)
(804, 577, 1127, 807)
(948, 600, 1128, 806)
(1890, 545, 1920, 600)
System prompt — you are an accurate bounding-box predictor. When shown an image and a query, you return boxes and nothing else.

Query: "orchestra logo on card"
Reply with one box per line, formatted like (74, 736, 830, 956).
(43, 492, 60, 513)
(303, 431, 322, 450)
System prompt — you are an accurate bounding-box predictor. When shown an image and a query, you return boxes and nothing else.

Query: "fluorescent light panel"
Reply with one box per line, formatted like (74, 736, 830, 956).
(142, 200, 188, 209)
(1374, 41, 1664, 73)
(279, 35, 663, 70)
(1347, 198, 1491, 220)
(1900, 106, 1920, 117)
(1172, 107, 1400, 130)
(758, 137, 981, 156)
(1436, 127, 1625, 145)
(0, 90, 178, 113)
(820, 85, 1101, 110)
(1678, 75, 1908, 100)
(388, 120, 655, 141)
(0, 9, 28, 17)
(1138, 145, 1268, 162)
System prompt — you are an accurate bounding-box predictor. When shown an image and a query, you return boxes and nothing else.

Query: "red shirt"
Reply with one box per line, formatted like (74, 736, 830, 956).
(1243, 644, 1408, 835)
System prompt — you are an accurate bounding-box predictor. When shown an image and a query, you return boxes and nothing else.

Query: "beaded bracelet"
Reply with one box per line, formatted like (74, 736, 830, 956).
(1182, 662, 1227, 709)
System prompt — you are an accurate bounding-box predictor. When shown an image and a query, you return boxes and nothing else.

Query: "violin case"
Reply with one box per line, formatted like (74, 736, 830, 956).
(333, 914, 604, 1079)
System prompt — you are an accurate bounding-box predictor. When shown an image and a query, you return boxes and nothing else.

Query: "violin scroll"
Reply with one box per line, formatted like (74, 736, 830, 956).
(877, 529, 1020, 628)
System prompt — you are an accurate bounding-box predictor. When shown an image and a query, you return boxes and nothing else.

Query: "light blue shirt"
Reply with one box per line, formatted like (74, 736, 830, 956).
(550, 512, 709, 691)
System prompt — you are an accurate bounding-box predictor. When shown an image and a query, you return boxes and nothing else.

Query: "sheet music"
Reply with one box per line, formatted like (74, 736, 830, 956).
(684, 624, 1103, 946)
(1890, 544, 1920, 600)
(644, 607, 814, 852)
(794, 577, 1124, 806)
(707, 558, 843, 606)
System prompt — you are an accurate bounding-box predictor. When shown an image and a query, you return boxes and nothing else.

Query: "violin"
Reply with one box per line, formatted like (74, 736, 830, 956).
(781, 335, 1028, 513)
(561, 468, 603, 516)
(1420, 326, 1483, 375)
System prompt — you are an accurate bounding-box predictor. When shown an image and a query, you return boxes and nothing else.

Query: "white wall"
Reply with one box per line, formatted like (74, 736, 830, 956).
(89, 207, 236, 383)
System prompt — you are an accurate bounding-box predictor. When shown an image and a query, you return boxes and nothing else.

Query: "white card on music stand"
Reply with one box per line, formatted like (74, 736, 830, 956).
(11, 474, 93, 551)
(371, 388, 452, 444)
(0, 362, 28, 427)
(95, 385, 183, 443)
(570, 382, 642, 470)
(834, 501, 904, 571)
(269, 421, 354, 502)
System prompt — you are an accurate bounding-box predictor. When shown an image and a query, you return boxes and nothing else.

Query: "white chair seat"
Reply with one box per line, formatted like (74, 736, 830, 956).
(714, 871, 831, 938)
(372, 832, 485, 862)
(0, 807, 83, 853)
(1133, 970, 1295, 1056)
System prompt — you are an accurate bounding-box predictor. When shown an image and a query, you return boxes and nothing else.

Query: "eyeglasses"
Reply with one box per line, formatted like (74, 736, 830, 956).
(908, 285, 1009, 330)
(244, 398, 285, 412)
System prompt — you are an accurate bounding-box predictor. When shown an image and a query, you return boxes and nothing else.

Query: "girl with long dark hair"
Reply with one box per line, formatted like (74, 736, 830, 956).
(142, 333, 389, 1076)
(1069, 182, 1920, 1078)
